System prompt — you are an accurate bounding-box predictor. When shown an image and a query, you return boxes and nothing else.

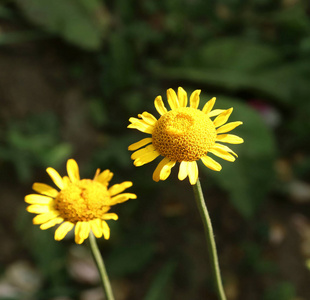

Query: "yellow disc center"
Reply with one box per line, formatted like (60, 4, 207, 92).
(54, 179, 111, 223)
(152, 107, 216, 162)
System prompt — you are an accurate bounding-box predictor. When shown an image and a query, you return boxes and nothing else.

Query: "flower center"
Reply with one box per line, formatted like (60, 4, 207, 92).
(152, 107, 216, 162)
(54, 179, 111, 223)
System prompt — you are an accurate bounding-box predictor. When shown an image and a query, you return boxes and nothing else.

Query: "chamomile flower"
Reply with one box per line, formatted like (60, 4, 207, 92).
(25, 159, 136, 244)
(128, 87, 243, 185)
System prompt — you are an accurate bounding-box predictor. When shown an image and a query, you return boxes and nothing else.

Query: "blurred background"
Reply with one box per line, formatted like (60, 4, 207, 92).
(0, 0, 310, 299)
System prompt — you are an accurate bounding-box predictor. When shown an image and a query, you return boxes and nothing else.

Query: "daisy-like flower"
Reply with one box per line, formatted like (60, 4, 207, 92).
(25, 159, 137, 244)
(128, 87, 244, 185)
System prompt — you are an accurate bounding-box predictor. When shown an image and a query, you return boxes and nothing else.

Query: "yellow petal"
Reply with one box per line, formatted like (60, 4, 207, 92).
(208, 109, 225, 117)
(131, 144, 157, 160)
(216, 121, 243, 134)
(46, 167, 64, 190)
(201, 156, 222, 171)
(40, 217, 63, 230)
(128, 118, 154, 134)
(189, 89, 201, 109)
(188, 161, 198, 185)
(102, 213, 118, 220)
(178, 161, 189, 181)
(178, 87, 188, 107)
(152, 157, 176, 182)
(26, 204, 51, 214)
(32, 183, 58, 197)
(216, 134, 244, 144)
(134, 150, 161, 167)
(208, 148, 236, 162)
(54, 221, 74, 241)
(213, 108, 233, 128)
(212, 143, 238, 157)
(109, 193, 137, 205)
(67, 159, 80, 183)
(108, 181, 133, 196)
(101, 221, 110, 239)
(33, 211, 60, 224)
(167, 88, 179, 110)
(202, 97, 216, 114)
(128, 138, 153, 151)
(96, 170, 114, 186)
(93, 169, 100, 180)
(62, 176, 71, 188)
(138, 112, 157, 126)
(90, 219, 103, 238)
(154, 95, 168, 116)
(25, 194, 53, 205)
(131, 145, 160, 166)
(99, 206, 111, 215)
(75, 222, 90, 244)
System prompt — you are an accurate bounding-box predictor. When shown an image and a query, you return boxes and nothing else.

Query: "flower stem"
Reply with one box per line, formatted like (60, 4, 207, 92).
(88, 232, 115, 300)
(192, 179, 226, 300)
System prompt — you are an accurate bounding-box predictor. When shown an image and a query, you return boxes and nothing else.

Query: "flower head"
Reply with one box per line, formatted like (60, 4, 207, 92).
(25, 159, 136, 244)
(128, 87, 244, 185)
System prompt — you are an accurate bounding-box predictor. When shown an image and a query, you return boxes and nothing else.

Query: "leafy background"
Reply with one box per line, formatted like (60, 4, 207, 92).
(0, 0, 310, 299)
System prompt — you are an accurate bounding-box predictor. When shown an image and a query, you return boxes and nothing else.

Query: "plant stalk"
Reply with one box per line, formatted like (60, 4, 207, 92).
(88, 232, 115, 300)
(192, 178, 227, 300)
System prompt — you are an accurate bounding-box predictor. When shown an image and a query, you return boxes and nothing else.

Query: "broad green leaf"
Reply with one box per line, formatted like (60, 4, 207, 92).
(106, 242, 157, 277)
(0, 31, 45, 45)
(273, 3, 310, 35)
(151, 63, 306, 105)
(202, 96, 276, 218)
(263, 281, 296, 300)
(14, 0, 110, 50)
(151, 37, 310, 105)
(144, 260, 177, 300)
(0, 5, 16, 19)
(1, 113, 71, 183)
(197, 37, 281, 71)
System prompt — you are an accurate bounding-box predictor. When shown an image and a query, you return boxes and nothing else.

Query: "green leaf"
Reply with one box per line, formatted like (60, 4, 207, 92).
(88, 98, 108, 127)
(151, 37, 310, 105)
(0, 112, 72, 182)
(151, 65, 299, 105)
(16, 209, 68, 287)
(202, 96, 276, 218)
(197, 37, 281, 72)
(263, 281, 296, 300)
(14, 0, 110, 50)
(106, 242, 157, 277)
(273, 3, 310, 36)
(0, 5, 16, 20)
(144, 260, 177, 300)
(0, 31, 46, 45)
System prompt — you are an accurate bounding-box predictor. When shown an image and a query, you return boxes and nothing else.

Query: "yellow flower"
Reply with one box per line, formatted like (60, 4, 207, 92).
(25, 159, 137, 244)
(128, 87, 244, 185)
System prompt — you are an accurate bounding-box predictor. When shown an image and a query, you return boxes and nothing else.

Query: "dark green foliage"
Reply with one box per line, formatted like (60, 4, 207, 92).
(0, 113, 72, 182)
(264, 282, 297, 300)
(13, 0, 110, 50)
(106, 241, 157, 278)
(15, 209, 71, 295)
(1, 0, 310, 298)
(208, 97, 276, 218)
(143, 260, 177, 300)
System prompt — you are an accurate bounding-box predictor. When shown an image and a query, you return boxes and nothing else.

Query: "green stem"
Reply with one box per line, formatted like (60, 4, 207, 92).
(88, 232, 115, 300)
(192, 179, 227, 300)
